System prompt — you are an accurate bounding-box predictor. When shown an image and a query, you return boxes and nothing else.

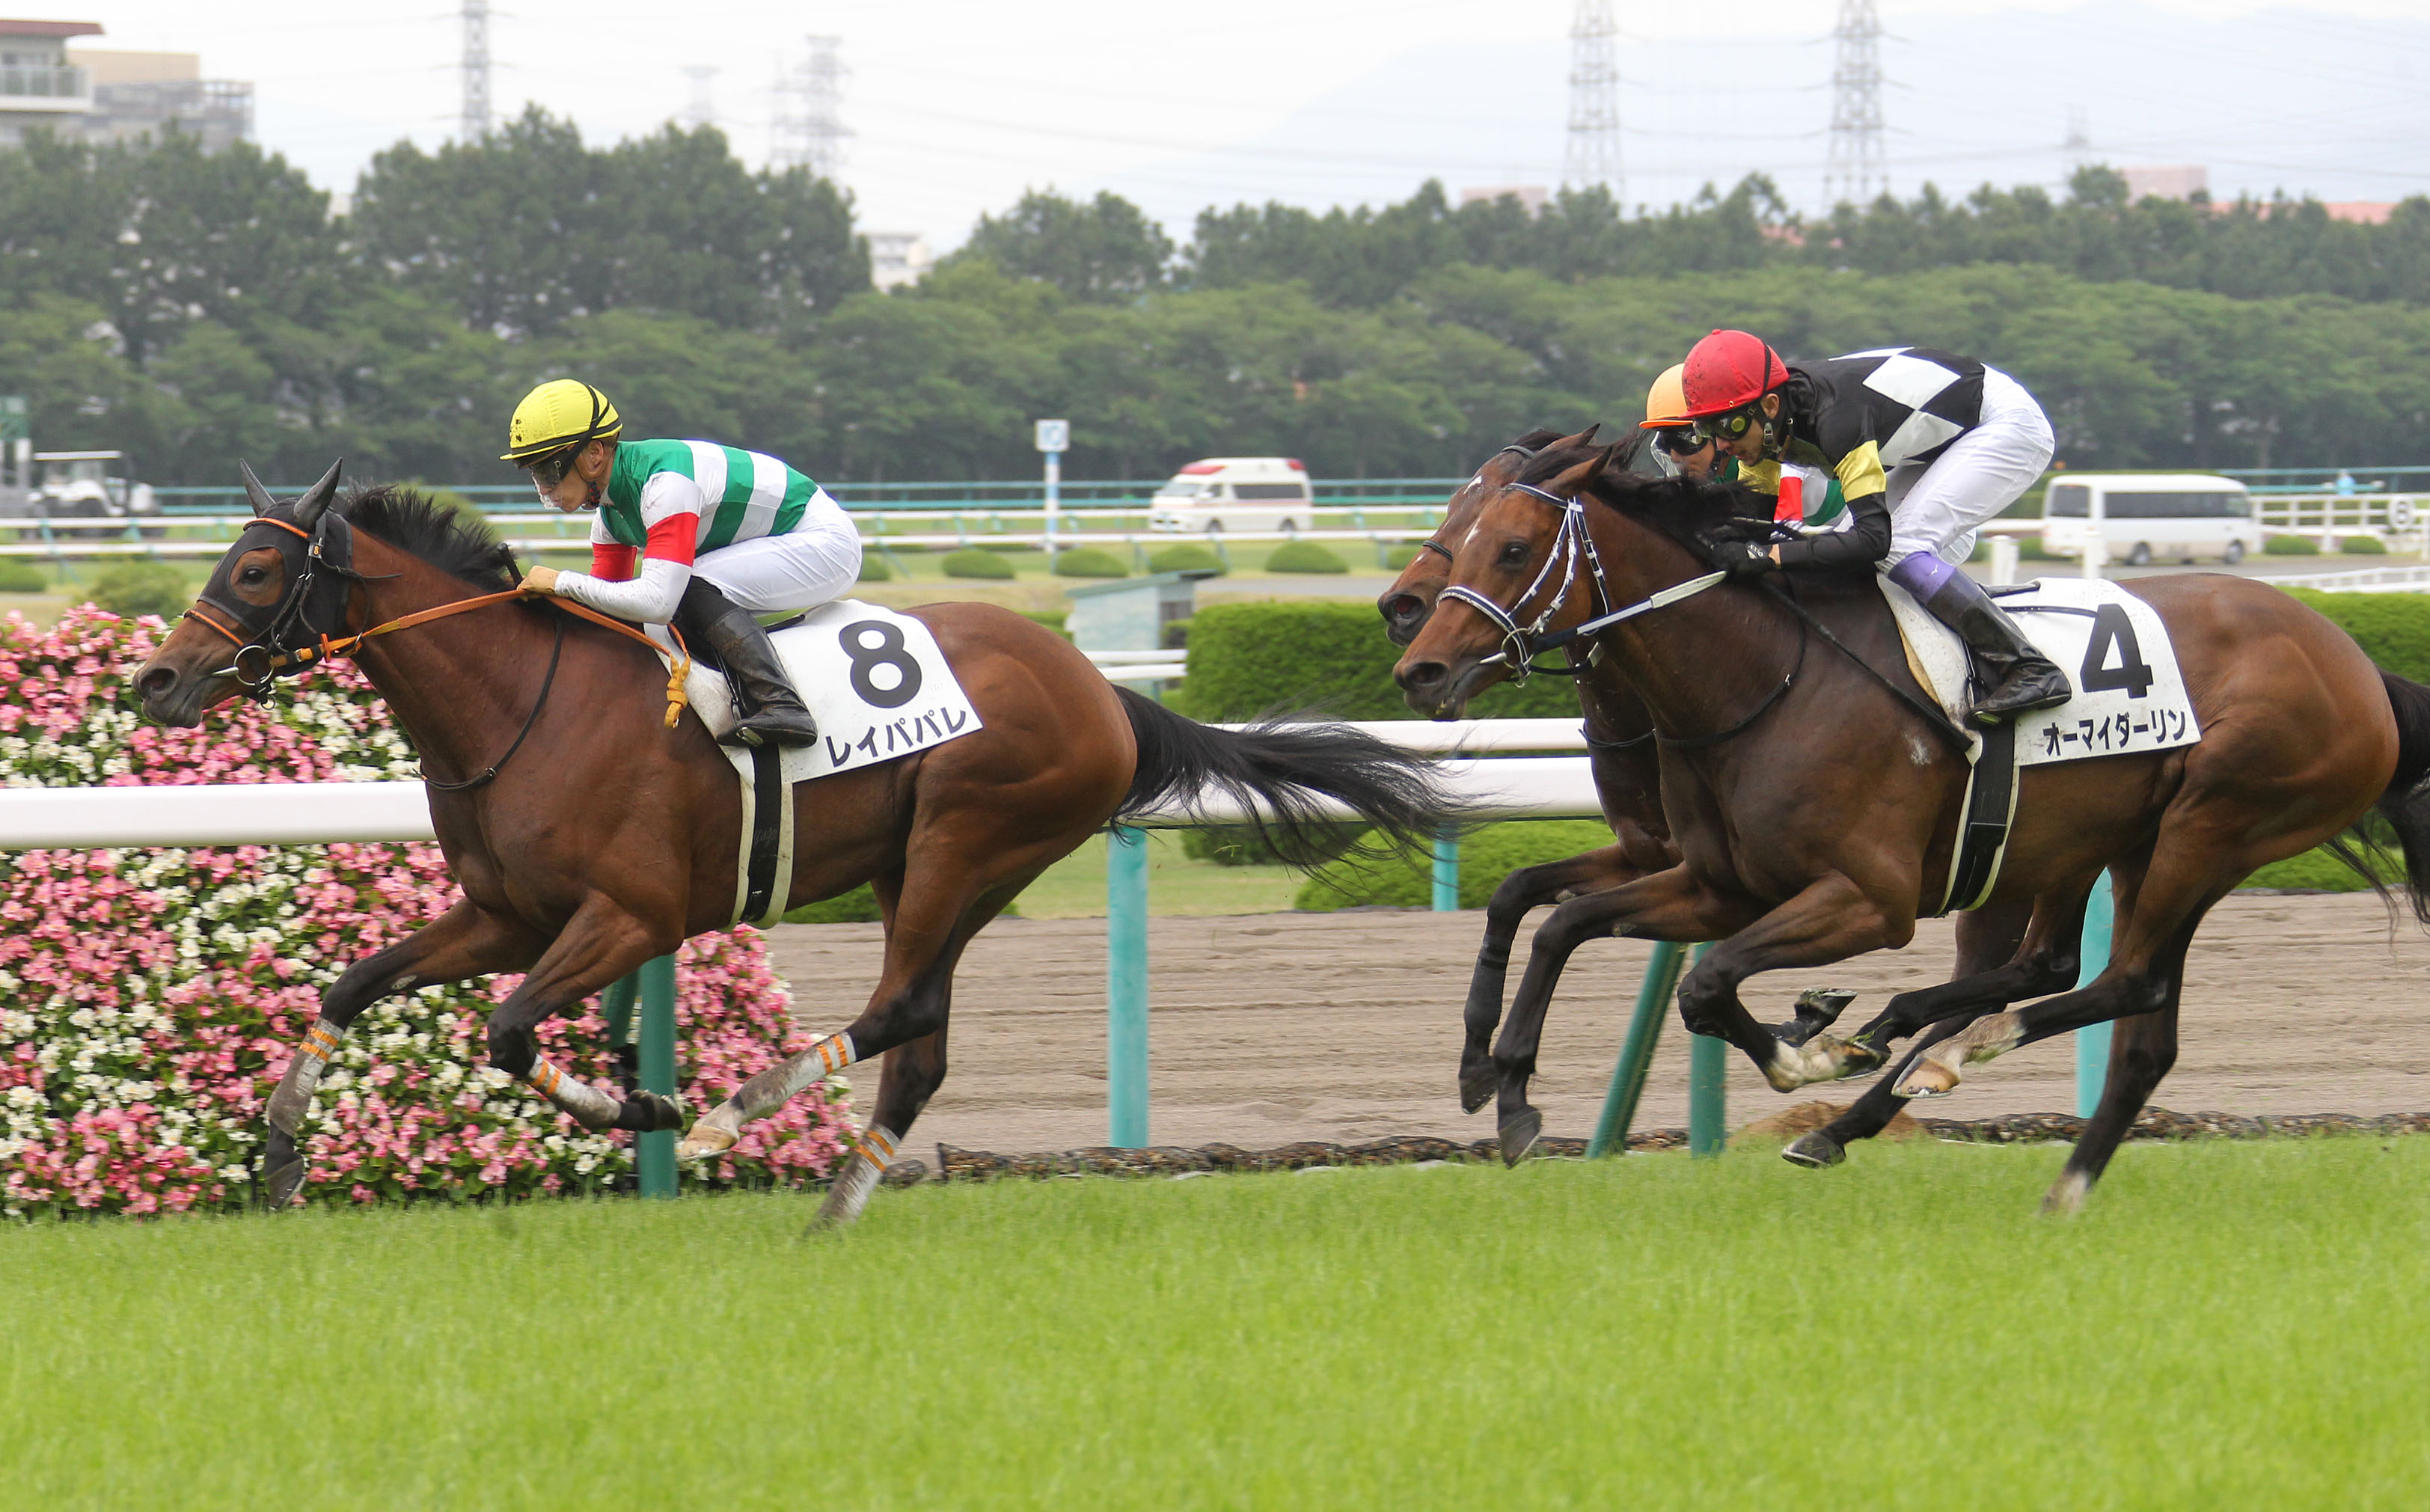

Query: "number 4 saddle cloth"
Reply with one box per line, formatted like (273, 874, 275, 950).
(1882, 574, 2202, 769)
(648, 600, 985, 927)
(1879, 574, 2200, 915)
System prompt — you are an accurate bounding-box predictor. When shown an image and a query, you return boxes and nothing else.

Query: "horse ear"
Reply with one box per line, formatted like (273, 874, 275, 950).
(292, 457, 344, 530)
(1552, 423, 1601, 450)
(1547, 447, 1612, 497)
(239, 461, 276, 516)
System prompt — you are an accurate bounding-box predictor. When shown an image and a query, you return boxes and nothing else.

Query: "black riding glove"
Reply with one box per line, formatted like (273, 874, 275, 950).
(1709, 540, 1778, 580)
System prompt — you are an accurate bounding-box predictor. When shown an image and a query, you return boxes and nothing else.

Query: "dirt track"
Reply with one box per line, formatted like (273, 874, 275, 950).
(759, 893, 2430, 1156)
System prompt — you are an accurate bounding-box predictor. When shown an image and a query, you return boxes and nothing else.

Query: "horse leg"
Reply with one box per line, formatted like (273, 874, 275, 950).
(815, 1023, 952, 1230)
(1485, 865, 1751, 1162)
(2045, 1001, 2180, 1215)
(1461, 845, 1652, 1114)
(260, 900, 543, 1208)
(483, 899, 688, 1136)
(1778, 897, 2034, 1169)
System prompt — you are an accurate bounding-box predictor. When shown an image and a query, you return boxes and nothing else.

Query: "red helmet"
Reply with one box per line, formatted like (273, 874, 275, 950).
(1680, 329, 1790, 418)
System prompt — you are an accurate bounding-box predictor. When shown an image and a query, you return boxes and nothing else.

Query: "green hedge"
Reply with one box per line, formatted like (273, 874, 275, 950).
(89, 560, 189, 618)
(1266, 540, 1349, 574)
(855, 555, 893, 582)
(942, 548, 1016, 579)
(2279, 588, 2430, 684)
(1050, 547, 1130, 578)
(1297, 821, 1616, 910)
(2345, 535, 2389, 554)
(0, 559, 46, 593)
(1170, 602, 1580, 722)
(1148, 543, 1227, 576)
(2264, 534, 2321, 555)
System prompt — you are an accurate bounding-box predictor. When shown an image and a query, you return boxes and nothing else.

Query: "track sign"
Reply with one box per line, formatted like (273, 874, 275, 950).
(1034, 419, 1070, 453)
(2390, 498, 2416, 529)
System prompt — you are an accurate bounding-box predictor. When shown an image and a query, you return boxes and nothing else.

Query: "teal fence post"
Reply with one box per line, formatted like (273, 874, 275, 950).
(1685, 942, 1725, 1157)
(2074, 873, 2116, 1119)
(1107, 826, 1151, 1148)
(600, 973, 638, 1053)
(1588, 940, 1686, 1157)
(1431, 827, 1460, 912)
(636, 955, 678, 1199)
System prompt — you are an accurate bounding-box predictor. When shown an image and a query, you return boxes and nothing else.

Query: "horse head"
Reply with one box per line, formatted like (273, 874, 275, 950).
(134, 458, 347, 726)
(1376, 427, 1582, 646)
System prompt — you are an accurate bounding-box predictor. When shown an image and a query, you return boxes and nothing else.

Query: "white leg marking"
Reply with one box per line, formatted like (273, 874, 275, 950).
(524, 1058, 622, 1130)
(814, 1124, 900, 1228)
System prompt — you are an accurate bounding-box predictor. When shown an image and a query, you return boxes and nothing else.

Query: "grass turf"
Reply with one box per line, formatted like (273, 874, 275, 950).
(2, 1138, 2426, 1508)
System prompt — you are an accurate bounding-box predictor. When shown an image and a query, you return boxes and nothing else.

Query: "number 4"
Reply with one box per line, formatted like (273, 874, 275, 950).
(2079, 603, 2155, 699)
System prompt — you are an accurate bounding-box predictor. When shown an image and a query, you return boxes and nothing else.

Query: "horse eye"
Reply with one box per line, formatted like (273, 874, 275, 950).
(1498, 541, 1529, 566)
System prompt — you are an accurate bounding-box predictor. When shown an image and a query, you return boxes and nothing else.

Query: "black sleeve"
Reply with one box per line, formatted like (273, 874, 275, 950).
(1775, 490, 1890, 571)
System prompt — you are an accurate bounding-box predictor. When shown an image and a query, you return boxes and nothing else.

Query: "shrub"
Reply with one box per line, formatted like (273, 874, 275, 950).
(0, 608, 853, 1217)
(1171, 602, 1579, 723)
(1179, 823, 1365, 868)
(1265, 540, 1350, 574)
(786, 883, 883, 923)
(942, 548, 1016, 579)
(2344, 535, 2389, 554)
(2016, 537, 2059, 560)
(1148, 543, 1227, 576)
(1296, 820, 1618, 910)
(855, 554, 894, 582)
(1023, 610, 1071, 639)
(0, 559, 47, 594)
(1050, 547, 1130, 579)
(2263, 534, 2321, 555)
(88, 561, 189, 619)
(2278, 589, 2430, 683)
(2239, 846, 2372, 892)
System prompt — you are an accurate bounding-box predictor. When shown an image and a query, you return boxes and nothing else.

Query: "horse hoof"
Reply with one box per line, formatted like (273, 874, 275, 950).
(262, 1157, 308, 1210)
(1458, 1062, 1497, 1115)
(2041, 1170, 2092, 1216)
(1497, 1108, 1543, 1167)
(1781, 1133, 1845, 1169)
(676, 1114, 739, 1162)
(1894, 1059, 1961, 1100)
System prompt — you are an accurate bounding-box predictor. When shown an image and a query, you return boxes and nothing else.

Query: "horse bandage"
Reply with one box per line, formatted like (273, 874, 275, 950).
(814, 1032, 855, 1077)
(267, 1017, 348, 1136)
(524, 1058, 620, 1130)
(857, 1124, 899, 1169)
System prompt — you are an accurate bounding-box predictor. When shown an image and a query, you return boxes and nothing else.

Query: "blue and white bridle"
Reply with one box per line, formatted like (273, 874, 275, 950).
(1436, 482, 1729, 680)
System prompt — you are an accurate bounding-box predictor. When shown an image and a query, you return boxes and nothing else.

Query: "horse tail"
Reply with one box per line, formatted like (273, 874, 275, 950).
(2337, 670, 2430, 926)
(1111, 687, 1468, 869)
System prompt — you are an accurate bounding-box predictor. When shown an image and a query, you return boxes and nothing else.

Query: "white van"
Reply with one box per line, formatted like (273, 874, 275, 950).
(2038, 473, 2262, 566)
(1148, 457, 1314, 536)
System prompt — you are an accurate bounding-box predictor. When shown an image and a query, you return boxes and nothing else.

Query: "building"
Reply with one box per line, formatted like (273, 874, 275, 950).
(866, 230, 932, 292)
(0, 19, 251, 151)
(1460, 185, 1549, 215)
(2120, 165, 2209, 203)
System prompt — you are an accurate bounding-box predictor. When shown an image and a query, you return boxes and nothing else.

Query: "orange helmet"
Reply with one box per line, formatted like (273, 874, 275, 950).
(1680, 329, 1790, 418)
(1640, 364, 1692, 429)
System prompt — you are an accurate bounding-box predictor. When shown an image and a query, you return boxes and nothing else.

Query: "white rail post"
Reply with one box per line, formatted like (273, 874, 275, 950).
(1035, 420, 1068, 566)
(1989, 534, 2019, 587)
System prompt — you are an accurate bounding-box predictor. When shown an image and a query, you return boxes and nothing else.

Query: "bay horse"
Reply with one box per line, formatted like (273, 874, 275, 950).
(1393, 438, 2430, 1210)
(1380, 429, 2031, 1145)
(135, 463, 1459, 1225)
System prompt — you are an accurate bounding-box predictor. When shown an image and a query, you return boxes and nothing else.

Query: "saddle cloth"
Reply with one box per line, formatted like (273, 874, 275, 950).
(1880, 575, 2202, 768)
(648, 600, 984, 928)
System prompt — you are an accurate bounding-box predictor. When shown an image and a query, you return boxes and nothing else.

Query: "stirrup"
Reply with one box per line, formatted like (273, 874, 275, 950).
(721, 706, 821, 749)
(1966, 663, 2071, 726)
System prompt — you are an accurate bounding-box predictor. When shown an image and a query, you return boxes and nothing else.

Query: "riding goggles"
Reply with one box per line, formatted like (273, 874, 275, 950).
(1653, 426, 1713, 457)
(1692, 405, 1763, 443)
(525, 444, 586, 490)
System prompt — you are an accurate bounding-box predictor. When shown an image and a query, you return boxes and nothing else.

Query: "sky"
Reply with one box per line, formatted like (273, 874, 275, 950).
(54, 1, 2430, 246)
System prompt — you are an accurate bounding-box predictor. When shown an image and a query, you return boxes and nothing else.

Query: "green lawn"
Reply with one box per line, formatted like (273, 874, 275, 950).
(1014, 830, 1303, 918)
(3, 1138, 2424, 1508)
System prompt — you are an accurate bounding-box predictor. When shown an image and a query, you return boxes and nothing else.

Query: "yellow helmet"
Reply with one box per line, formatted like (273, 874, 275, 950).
(1640, 363, 1691, 429)
(502, 379, 622, 463)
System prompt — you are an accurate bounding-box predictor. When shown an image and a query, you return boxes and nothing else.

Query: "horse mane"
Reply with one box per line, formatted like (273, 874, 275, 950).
(1511, 439, 1758, 542)
(340, 485, 523, 591)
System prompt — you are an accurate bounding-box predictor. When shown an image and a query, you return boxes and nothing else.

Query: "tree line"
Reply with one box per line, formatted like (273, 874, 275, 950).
(1, 111, 2425, 487)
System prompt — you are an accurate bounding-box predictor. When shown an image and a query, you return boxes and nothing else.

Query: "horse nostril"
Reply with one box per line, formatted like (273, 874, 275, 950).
(1398, 660, 1447, 691)
(135, 665, 177, 700)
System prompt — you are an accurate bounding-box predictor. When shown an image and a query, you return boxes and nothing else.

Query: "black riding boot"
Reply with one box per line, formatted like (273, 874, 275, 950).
(1888, 554, 2072, 727)
(673, 578, 821, 748)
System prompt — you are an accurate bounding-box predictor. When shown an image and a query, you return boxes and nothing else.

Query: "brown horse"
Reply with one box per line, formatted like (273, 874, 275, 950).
(1382, 429, 2030, 1145)
(1393, 439, 2430, 1210)
(135, 465, 1458, 1225)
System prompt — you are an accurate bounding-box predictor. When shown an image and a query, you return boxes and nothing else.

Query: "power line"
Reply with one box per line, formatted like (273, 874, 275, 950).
(459, 0, 491, 144)
(1824, 0, 1886, 206)
(1563, 1, 1622, 199)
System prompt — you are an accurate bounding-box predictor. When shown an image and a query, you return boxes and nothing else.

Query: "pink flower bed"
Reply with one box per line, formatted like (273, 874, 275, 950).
(0, 607, 851, 1218)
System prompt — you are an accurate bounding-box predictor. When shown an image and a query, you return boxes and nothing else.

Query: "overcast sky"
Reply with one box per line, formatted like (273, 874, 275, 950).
(64, 1, 2430, 244)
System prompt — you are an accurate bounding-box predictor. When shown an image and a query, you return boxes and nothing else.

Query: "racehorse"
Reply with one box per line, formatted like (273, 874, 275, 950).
(1392, 438, 2430, 1210)
(135, 464, 1460, 1225)
(1380, 429, 2031, 1157)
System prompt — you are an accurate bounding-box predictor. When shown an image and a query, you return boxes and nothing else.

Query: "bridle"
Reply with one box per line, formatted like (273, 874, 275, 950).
(1410, 441, 1542, 570)
(180, 465, 695, 788)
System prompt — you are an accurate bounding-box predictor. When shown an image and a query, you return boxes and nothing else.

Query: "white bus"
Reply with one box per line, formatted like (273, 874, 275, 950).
(2037, 473, 2262, 566)
(1147, 457, 1314, 536)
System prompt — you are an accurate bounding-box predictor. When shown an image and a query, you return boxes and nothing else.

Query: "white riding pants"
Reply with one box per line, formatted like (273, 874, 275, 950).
(1883, 366, 2055, 568)
(692, 509, 864, 614)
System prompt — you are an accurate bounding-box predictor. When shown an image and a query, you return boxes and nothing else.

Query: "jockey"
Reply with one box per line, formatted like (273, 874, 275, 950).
(1638, 363, 1728, 485)
(1678, 330, 2069, 726)
(503, 379, 861, 748)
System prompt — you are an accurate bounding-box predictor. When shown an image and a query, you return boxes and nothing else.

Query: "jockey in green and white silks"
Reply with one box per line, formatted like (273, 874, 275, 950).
(504, 380, 862, 748)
